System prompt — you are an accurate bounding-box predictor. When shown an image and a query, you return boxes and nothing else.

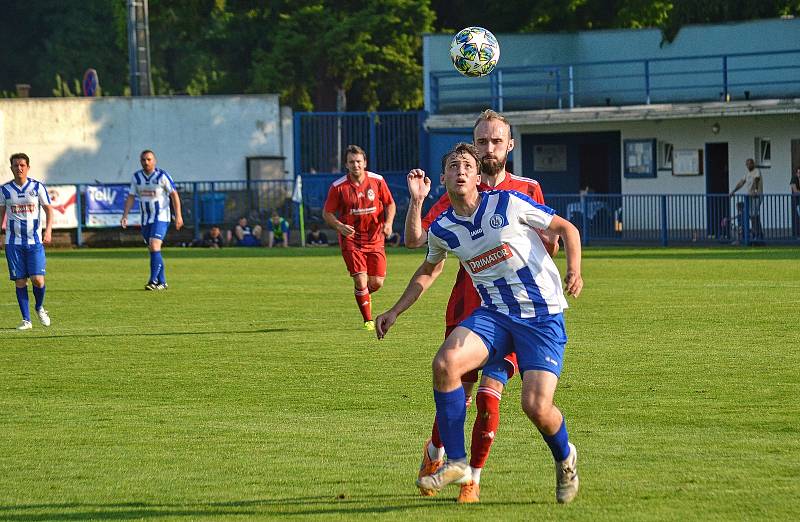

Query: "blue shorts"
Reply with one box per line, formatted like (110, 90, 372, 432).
(460, 308, 568, 377)
(5, 243, 47, 280)
(237, 235, 260, 247)
(141, 221, 170, 242)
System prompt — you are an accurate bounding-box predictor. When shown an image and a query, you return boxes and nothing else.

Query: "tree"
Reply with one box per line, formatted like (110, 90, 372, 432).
(249, 0, 435, 111)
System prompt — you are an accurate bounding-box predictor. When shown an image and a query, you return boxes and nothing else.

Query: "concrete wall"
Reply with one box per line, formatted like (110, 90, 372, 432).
(0, 95, 292, 184)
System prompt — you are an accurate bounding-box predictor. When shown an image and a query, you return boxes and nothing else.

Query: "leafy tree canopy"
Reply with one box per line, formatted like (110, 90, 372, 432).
(0, 0, 796, 108)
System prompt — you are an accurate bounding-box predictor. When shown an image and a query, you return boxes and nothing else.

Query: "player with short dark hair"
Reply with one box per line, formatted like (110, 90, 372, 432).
(1, 153, 53, 330)
(323, 144, 396, 331)
(377, 142, 583, 504)
(404, 109, 558, 503)
(121, 150, 184, 290)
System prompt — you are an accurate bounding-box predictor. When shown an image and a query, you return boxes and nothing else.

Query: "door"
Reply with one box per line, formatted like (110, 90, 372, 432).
(705, 143, 729, 238)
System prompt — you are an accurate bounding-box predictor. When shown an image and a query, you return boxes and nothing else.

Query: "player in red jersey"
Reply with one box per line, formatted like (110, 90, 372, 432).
(405, 110, 559, 503)
(323, 144, 396, 331)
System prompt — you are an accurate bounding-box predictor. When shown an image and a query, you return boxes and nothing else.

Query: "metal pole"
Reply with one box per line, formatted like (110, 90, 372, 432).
(127, 0, 153, 96)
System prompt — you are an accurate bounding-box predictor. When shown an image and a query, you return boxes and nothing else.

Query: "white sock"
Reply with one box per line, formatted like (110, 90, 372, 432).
(471, 467, 482, 484)
(427, 441, 445, 461)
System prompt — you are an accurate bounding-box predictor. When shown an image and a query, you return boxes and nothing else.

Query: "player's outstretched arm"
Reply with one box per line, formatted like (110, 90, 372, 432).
(375, 259, 444, 339)
(404, 169, 431, 248)
(547, 215, 583, 298)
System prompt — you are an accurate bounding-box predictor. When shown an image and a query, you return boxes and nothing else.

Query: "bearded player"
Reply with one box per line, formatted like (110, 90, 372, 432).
(404, 110, 559, 503)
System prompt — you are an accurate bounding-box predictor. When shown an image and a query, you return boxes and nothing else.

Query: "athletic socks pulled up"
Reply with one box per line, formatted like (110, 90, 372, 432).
(433, 387, 467, 460)
(32, 285, 45, 311)
(15, 286, 30, 321)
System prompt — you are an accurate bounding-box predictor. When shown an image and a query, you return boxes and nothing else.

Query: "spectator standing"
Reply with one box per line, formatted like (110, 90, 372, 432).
(790, 166, 800, 237)
(730, 158, 763, 241)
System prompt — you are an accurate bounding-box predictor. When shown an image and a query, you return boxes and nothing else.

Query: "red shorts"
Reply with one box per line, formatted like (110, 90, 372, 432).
(341, 249, 386, 277)
(444, 324, 518, 384)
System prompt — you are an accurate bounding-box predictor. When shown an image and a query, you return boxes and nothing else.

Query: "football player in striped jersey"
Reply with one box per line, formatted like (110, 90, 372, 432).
(1, 153, 53, 330)
(121, 150, 184, 290)
(405, 110, 558, 503)
(377, 143, 582, 504)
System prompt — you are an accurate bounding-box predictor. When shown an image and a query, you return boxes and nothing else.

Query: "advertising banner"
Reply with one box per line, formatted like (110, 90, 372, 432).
(44, 185, 79, 229)
(85, 184, 140, 227)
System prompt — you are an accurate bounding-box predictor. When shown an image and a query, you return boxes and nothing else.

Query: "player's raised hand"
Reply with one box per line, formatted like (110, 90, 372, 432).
(375, 310, 397, 340)
(407, 169, 431, 201)
(564, 271, 583, 298)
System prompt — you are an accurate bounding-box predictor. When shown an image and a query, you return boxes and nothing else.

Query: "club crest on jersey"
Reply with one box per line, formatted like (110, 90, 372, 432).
(489, 213, 507, 229)
(466, 243, 513, 273)
(366, 188, 375, 201)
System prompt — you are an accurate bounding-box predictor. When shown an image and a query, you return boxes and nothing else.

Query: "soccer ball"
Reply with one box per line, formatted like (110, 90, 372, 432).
(449, 27, 500, 77)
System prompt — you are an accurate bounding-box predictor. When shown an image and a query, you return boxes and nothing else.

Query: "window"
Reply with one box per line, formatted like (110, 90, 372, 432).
(755, 137, 771, 167)
(658, 141, 673, 171)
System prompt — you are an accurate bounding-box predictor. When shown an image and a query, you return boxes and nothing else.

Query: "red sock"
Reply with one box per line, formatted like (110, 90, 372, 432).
(470, 387, 501, 469)
(354, 287, 371, 321)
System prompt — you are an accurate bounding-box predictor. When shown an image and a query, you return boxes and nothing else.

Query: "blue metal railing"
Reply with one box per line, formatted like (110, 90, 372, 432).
(53, 181, 800, 247)
(430, 48, 800, 113)
(543, 193, 800, 246)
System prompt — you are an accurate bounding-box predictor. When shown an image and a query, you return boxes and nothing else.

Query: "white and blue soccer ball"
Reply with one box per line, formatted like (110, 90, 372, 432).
(449, 26, 500, 78)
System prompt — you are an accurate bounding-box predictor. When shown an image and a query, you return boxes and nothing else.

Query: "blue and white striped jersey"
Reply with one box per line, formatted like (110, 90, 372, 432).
(426, 190, 568, 318)
(1, 178, 51, 246)
(128, 168, 176, 225)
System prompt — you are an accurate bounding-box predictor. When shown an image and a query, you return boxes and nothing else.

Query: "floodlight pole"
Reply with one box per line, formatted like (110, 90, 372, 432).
(127, 0, 153, 96)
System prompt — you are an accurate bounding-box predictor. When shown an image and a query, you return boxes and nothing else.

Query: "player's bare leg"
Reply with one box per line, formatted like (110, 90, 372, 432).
(417, 327, 489, 494)
(521, 370, 578, 503)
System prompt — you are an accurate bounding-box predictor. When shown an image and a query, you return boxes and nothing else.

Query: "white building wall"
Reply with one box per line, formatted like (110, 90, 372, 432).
(518, 113, 796, 193)
(0, 95, 292, 184)
(518, 113, 798, 231)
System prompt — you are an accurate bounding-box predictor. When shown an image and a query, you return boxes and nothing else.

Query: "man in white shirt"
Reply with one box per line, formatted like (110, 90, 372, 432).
(730, 158, 763, 240)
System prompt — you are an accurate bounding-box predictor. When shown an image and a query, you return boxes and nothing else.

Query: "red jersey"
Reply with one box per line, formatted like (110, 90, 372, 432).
(422, 173, 546, 328)
(324, 171, 395, 252)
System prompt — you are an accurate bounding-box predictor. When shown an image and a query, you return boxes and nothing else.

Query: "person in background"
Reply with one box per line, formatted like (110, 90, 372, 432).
(1, 153, 53, 329)
(790, 166, 800, 237)
(323, 144, 396, 331)
(306, 223, 329, 247)
(730, 158, 763, 241)
(268, 210, 290, 248)
(121, 149, 184, 290)
(192, 225, 224, 248)
(232, 216, 262, 247)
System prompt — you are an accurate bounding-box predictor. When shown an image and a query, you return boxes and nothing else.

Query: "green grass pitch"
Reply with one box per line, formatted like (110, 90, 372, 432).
(1, 246, 798, 520)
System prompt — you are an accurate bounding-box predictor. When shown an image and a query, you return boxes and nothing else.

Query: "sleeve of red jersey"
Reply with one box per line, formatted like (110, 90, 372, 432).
(380, 178, 395, 205)
(529, 182, 545, 205)
(323, 184, 340, 213)
(421, 192, 452, 232)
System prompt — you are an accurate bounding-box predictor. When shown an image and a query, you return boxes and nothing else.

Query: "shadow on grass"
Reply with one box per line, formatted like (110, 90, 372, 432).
(4, 328, 288, 339)
(0, 494, 541, 519)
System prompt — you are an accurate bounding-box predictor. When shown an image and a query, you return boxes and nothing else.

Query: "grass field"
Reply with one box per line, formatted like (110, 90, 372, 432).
(1, 246, 798, 521)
